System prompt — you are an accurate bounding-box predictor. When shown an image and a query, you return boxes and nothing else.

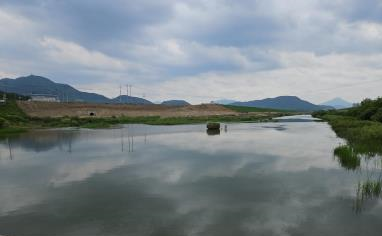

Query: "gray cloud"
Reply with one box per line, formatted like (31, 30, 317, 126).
(0, 0, 381, 102)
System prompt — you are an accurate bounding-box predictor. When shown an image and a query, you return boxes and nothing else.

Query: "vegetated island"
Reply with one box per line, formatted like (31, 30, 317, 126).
(0, 92, 294, 136)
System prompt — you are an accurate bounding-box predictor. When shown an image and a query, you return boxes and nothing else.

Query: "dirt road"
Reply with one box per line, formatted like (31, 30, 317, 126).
(17, 101, 239, 118)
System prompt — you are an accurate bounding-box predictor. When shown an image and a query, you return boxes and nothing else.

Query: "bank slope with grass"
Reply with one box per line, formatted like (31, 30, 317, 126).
(0, 92, 30, 135)
(313, 97, 382, 152)
(1, 97, 290, 135)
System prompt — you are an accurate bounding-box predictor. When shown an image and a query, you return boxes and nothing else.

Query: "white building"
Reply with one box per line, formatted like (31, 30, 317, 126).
(0, 94, 6, 104)
(30, 94, 60, 102)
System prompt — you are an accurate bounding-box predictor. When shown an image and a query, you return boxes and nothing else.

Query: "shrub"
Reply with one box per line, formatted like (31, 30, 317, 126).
(60, 117, 72, 124)
(371, 108, 382, 122)
(358, 107, 377, 120)
(4, 115, 28, 123)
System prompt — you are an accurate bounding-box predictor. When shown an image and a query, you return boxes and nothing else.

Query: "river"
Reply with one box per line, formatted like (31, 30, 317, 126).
(0, 115, 381, 235)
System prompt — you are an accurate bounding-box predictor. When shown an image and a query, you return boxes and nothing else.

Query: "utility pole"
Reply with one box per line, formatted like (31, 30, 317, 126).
(129, 85, 132, 97)
(119, 85, 122, 104)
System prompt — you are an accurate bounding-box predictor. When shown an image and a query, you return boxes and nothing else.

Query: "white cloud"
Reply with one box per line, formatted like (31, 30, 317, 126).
(0, 9, 33, 38)
(135, 51, 382, 103)
(0, 70, 16, 78)
(40, 37, 126, 70)
(126, 39, 254, 69)
(339, 21, 382, 42)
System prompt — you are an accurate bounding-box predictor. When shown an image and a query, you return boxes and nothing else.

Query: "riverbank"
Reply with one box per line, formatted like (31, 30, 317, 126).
(312, 97, 382, 153)
(0, 100, 292, 135)
(313, 114, 382, 144)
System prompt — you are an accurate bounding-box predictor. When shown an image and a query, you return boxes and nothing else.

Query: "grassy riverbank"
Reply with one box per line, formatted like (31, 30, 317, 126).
(313, 97, 382, 153)
(0, 98, 289, 134)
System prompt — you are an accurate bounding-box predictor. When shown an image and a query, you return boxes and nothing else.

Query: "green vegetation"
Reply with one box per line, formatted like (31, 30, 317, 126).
(334, 145, 360, 170)
(0, 93, 30, 135)
(360, 181, 382, 198)
(313, 97, 382, 146)
(224, 105, 288, 113)
(0, 127, 27, 136)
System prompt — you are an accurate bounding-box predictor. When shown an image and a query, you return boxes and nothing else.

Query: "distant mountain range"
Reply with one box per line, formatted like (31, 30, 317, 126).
(320, 97, 353, 109)
(231, 96, 333, 111)
(0, 75, 339, 111)
(0, 75, 152, 104)
(161, 100, 190, 106)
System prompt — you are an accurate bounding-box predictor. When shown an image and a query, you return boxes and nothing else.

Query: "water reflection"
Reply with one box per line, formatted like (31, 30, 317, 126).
(0, 129, 81, 154)
(1, 119, 382, 235)
(206, 129, 220, 135)
(334, 142, 382, 213)
(120, 125, 135, 152)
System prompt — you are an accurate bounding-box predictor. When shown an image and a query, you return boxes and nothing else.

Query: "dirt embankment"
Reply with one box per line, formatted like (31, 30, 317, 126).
(17, 101, 239, 118)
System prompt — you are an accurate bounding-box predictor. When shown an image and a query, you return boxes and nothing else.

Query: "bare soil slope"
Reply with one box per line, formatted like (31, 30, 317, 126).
(17, 101, 238, 118)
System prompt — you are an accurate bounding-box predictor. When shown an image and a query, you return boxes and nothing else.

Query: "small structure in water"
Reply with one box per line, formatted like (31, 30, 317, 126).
(207, 122, 220, 130)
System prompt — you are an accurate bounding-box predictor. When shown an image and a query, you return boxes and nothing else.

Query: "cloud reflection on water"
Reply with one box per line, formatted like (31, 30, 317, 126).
(0, 121, 381, 235)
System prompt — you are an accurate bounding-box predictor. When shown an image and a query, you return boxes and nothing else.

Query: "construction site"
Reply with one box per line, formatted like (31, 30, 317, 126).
(17, 101, 240, 118)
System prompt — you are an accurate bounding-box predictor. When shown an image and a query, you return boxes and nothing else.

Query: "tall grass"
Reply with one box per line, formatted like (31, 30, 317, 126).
(317, 114, 382, 146)
(334, 145, 360, 170)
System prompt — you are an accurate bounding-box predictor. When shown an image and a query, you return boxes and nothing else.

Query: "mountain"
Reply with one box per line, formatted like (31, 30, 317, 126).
(0, 75, 109, 103)
(0, 75, 151, 104)
(111, 95, 152, 105)
(161, 100, 190, 106)
(320, 97, 353, 109)
(231, 96, 333, 111)
(213, 99, 239, 105)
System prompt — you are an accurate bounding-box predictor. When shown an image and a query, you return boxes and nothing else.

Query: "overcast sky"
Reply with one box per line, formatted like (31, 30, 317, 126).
(0, 0, 381, 103)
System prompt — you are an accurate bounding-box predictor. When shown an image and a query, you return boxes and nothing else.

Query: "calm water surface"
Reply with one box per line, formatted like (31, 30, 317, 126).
(0, 116, 381, 236)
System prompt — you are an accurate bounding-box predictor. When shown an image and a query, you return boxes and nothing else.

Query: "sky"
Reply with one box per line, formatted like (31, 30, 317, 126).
(0, 0, 382, 104)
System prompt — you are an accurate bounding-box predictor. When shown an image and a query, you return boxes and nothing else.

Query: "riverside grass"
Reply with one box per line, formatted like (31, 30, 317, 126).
(313, 97, 382, 146)
(314, 114, 382, 145)
(313, 97, 382, 161)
